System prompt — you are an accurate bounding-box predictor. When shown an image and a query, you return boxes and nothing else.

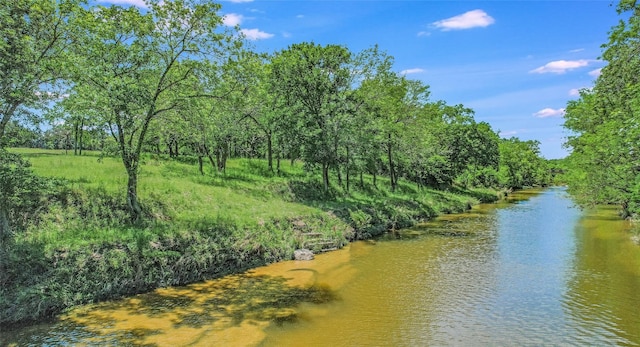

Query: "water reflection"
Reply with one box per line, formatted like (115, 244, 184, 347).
(3, 188, 640, 346)
(563, 206, 640, 346)
(2, 270, 341, 346)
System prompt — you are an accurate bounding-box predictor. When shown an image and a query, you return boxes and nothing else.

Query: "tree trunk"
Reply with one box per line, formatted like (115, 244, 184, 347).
(121, 140, 143, 224)
(276, 152, 281, 176)
(216, 143, 227, 173)
(74, 120, 79, 155)
(78, 118, 84, 156)
(322, 162, 330, 192)
(267, 133, 273, 173)
(0, 104, 18, 146)
(126, 168, 143, 225)
(216, 149, 222, 172)
(207, 154, 216, 171)
(346, 166, 350, 192)
(198, 155, 204, 175)
(222, 142, 228, 174)
(373, 171, 377, 188)
(345, 146, 350, 192)
(64, 132, 69, 155)
(360, 172, 364, 188)
(203, 144, 216, 171)
(387, 133, 396, 192)
(168, 140, 175, 157)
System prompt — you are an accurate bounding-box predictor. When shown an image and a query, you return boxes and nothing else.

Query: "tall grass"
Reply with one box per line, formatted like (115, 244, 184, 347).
(2, 148, 499, 325)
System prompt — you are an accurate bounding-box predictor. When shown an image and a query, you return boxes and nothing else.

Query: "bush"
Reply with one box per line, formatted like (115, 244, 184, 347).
(0, 150, 65, 288)
(0, 150, 58, 235)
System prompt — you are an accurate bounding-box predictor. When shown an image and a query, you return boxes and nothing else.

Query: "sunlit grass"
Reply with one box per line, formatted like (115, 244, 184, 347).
(2, 148, 500, 325)
(10, 148, 494, 251)
(14, 148, 318, 228)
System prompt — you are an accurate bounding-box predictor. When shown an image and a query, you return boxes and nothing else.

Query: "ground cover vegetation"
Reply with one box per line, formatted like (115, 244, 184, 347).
(0, 0, 550, 325)
(562, 1, 640, 220)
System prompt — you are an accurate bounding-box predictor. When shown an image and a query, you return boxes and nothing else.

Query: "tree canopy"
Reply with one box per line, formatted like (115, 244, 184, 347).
(563, 0, 640, 216)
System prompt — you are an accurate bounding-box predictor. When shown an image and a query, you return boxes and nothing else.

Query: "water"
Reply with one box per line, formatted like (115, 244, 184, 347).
(3, 187, 640, 346)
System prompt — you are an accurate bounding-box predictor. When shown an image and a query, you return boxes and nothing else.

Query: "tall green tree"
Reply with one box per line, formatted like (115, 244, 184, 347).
(358, 74, 431, 191)
(499, 138, 549, 189)
(270, 42, 353, 191)
(69, 0, 239, 223)
(0, 0, 80, 146)
(563, 0, 640, 215)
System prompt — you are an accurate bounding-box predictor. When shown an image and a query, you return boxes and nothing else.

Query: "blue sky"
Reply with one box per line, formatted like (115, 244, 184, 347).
(103, 0, 623, 159)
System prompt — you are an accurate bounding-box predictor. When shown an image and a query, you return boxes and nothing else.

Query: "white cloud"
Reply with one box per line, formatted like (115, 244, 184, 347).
(223, 13, 243, 26)
(499, 130, 518, 137)
(432, 10, 495, 31)
(99, 0, 147, 8)
(417, 31, 431, 37)
(569, 48, 584, 53)
(241, 28, 274, 40)
(530, 59, 590, 74)
(533, 108, 565, 118)
(400, 68, 425, 75)
(228, 0, 253, 3)
(282, 31, 292, 38)
(296, 14, 304, 19)
(589, 68, 602, 77)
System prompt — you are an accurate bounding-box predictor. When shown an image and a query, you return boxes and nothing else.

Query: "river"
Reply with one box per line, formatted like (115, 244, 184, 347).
(2, 187, 640, 346)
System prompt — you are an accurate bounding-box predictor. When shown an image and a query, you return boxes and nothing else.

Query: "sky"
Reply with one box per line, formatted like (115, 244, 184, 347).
(102, 0, 624, 159)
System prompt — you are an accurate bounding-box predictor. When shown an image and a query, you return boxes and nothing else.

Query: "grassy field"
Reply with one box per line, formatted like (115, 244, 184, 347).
(2, 148, 500, 325)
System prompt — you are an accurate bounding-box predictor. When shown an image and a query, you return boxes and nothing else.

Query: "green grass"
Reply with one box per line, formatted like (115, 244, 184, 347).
(2, 148, 500, 325)
(14, 148, 318, 228)
(12, 148, 495, 249)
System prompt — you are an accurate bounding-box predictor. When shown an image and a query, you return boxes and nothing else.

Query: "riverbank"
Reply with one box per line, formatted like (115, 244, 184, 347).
(0, 149, 501, 326)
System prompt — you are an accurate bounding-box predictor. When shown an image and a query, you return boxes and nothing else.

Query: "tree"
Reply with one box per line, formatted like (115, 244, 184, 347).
(358, 73, 432, 191)
(499, 138, 549, 189)
(0, 0, 80, 146)
(270, 42, 353, 191)
(2, 121, 41, 148)
(235, 53, 285, 173)
(68, 0, 240, 223)
(563, 0, 640, 216)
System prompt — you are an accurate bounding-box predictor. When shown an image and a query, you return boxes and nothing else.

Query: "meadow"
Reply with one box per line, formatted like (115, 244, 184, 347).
(1, 148, 499, 325)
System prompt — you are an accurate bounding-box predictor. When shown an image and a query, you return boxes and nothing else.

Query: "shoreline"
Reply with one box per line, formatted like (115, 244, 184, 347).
(0, 189, 501, 328)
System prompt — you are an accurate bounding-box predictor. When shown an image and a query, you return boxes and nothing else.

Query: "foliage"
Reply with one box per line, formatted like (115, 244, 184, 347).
(0, 0, 80, 145)
(563, 1, 640, 216)
(0, 150, 59, 237)
(0, 0, 557, 326)
(498, 138, 550, 189)
(270, 42, 353, 191)
(66, 0, 242, 223)
(0, 149, 64, 289)
(0, 149, 500, 325)
(2, 121, 42, 148)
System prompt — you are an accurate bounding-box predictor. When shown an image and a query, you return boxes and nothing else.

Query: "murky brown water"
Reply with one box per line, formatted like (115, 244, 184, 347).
(3, 187, 640, 346)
